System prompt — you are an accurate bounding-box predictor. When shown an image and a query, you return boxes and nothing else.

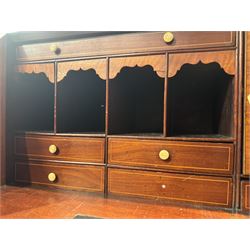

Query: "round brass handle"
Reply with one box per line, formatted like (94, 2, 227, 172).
(50, 44, 60, 54)
(159, 149, 170, 160)
(161, 184, 166, 189)
(49, 144, 58, 154)
(248, 94, 250, 104)
(163, 32, 174, 44)
(48, 172, 57, 182)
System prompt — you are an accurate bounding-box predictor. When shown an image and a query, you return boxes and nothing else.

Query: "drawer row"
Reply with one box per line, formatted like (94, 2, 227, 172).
(15, 135, 234, 175)
(17, 32, 236, 62)
(14, 162, 233, 209)
(15, 161, 250, 211)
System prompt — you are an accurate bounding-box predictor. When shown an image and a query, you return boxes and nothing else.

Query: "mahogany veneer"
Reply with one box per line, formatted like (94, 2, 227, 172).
(108, 138, 234, 175)
(15, 135, 105, 164)
(241, 181, 250, 213)
(241, 32, 250, 214)
(15, 162, 104, 193)
(108, 168, 232, 208)
(244, 32, 250, 175)
(17, 63, 55, 83)
(168, 50, 236, 78)
(16, 32, 236, 62)
(1, 185, 249, 219)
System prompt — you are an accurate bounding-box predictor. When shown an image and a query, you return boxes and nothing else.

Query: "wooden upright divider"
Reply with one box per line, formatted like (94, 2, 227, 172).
(0, 35, 6, 185)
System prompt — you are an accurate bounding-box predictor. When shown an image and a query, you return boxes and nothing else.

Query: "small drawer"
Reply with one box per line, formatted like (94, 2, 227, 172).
(15, 135, 105, 163)
(108, 168, 232, 208)
(15, 161, 104, 193)
(241, 181, 250, 213)
(108, 138, 233, 175)
(16, 32, 236, 62)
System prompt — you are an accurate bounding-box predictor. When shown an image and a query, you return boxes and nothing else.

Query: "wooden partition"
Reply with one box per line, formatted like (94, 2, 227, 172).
(0, 35, 6, 185)
(244, 32, 250, 175)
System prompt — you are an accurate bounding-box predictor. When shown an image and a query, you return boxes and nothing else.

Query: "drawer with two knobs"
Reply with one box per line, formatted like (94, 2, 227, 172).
(16, 32, 236, 62)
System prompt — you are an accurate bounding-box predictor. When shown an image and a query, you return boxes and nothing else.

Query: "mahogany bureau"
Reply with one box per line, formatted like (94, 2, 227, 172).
(1, 31, 250, 214)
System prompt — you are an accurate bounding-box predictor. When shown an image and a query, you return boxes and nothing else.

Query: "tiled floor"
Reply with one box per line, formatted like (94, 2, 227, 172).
(0, 185, 249, 219)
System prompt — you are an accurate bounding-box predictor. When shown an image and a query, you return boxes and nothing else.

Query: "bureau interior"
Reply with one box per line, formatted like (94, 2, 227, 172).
(108, 65, 164, 136)
(167, 62, 234, 138)
(57, 69, 106, 134)
(10, 68, 106, 134)
(9, 72, 54, 132)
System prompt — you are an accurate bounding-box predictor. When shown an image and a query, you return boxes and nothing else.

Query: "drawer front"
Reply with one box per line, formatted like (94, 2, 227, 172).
(16, 32, 235, 61)
(108, 138, 233, 174)
(15, 162, 104, 192)
(15, 135, 105, 163)
(108, 168, 232, 208)
(241, 181, 250, 213)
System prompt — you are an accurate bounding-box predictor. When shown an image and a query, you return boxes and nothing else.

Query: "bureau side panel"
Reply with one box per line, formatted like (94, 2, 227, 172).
(244, 32, 250, 175)
(0, 35, 6, 185)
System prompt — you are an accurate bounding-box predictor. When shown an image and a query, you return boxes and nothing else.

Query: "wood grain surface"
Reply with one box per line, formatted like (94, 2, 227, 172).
(16, 63, 55, 83)
(241, 181, 250, 213)
(108, 168, 232, 208)
(57, 58, 107, 81)
(108, 138, 234, 175)
(15, 135, 105, 163)
(109, 54, 166, 79)
(16, 32, 236, 61)
(244, 32, 250, 175)
(15, 161, 104, 193)
(0, 185, 248, 218)
(168, 50, 235, 78)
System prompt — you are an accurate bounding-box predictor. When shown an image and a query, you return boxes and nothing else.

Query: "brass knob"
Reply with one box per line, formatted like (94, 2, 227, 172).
(159, 149, 170, 160)
(248, 94, 250, 104)
(50, 44, 60, 54)
(49, 144, 58, 154)
(48, 172, 57, 182)
(161, 184, 166, 189)
(50, 44, 57, 52)
(163, 32, 174, 43)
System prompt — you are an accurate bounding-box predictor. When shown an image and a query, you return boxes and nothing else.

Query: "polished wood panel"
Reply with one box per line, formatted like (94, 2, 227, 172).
(16, 63, 55, 83)
(9, 31, 126, 44)
(57, 58, 106, 82)
(15, 162, 104, 192)
(108, 138, 233, 174)
(241, 181, 250, 213)
(0, 35, 6, 185)
(168, 50, 236, 78)
(109, 54, 166, 79)
(108, 168, 232, 208)
(16, 32, 235, 61)
(15, 135, 105, 163)
(1, 185, 248, 218)
(244, 32, 250, 175)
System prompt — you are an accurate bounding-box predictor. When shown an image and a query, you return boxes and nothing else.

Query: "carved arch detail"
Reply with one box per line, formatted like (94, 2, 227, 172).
(57, 59, 106, 82)
(109, 55, 166, 79)
(16, 63, 54, 83)
(168, 50, 235, 78)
